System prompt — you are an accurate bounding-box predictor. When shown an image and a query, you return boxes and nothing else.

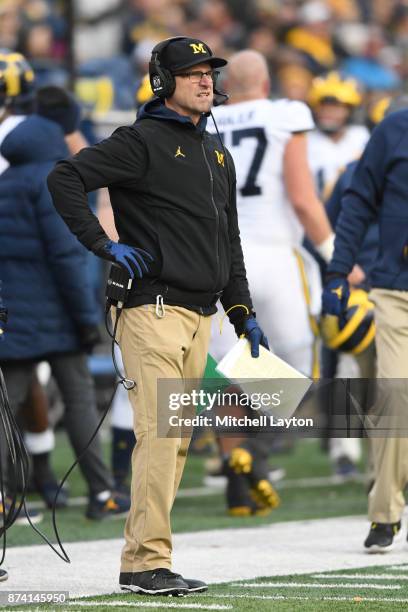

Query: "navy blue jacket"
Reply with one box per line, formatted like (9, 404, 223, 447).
(328, 109, 408, 289)
(326, 160, 379, 284)
(0, 114, 99, 361)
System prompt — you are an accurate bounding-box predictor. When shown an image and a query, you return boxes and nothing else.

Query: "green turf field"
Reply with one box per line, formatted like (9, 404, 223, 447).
(3, 430, 397, 612)
(4, 433, 368, 548)
(12, 563, 408, 611)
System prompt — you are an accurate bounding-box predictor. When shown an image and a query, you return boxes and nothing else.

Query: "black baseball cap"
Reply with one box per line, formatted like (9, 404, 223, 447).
(160, 37, 227, 72)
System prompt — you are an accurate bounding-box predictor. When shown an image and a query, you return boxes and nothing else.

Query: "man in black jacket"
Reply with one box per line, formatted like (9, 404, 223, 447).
(48, 36, 268, 596)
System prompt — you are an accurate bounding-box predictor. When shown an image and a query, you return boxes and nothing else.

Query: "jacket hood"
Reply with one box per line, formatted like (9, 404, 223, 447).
(1, 114, 68, 165)
(137, 97, 207, 133)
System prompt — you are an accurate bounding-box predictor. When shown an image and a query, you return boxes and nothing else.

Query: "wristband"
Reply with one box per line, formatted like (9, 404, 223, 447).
(315, 233, 335, 263)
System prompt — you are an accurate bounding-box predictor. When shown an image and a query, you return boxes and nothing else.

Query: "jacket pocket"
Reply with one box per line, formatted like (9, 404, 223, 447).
(157, 211, 217, 292)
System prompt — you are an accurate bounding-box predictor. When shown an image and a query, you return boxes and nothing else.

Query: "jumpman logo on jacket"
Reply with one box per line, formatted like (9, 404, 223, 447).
(175, 146, 186, 158)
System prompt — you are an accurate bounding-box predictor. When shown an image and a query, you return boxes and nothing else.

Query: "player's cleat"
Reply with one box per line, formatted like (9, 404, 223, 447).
(228, 504, 272, 517)
(225, 460, 274, 517)
(229, 447, 252, 474)
(225, 459, 254, 515)
(86, 492, 130, 520)
(253, 505, 273, 517)
(119, 569, 190, 596)
(364, 521, 401, 553)
(0, 497, 43, 526)
(0, 569, 8, 581)
(250, 479, 280, 510)
(229, 446, 281, 510)
(228, 505, 252, 517)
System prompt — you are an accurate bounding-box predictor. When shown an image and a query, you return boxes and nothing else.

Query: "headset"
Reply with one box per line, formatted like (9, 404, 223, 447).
(149, 36, 186, 99)
(149, 36, 229, 105)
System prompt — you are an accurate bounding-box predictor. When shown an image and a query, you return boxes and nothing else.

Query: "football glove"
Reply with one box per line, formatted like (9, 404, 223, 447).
(322, 276, 350, 317)
(96, 240, 154, 279)
(243, 316, 270, 358)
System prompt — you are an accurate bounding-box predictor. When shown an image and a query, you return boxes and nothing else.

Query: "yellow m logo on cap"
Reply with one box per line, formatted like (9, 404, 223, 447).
(190, 43, 206, 55)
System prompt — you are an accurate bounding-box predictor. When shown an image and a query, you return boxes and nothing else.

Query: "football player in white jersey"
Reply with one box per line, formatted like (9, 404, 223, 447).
(206, 49, 334, 517)
(307, 72, 369, 199)
(209, 49, 333, 376)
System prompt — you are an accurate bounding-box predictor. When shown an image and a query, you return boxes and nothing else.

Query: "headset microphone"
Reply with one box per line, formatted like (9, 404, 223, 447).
(213, 88, 229, 106)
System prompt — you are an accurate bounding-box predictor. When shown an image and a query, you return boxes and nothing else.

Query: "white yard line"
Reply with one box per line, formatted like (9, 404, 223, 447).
(4, 514, 408, 598)
(278, 474, 367, 488)
(204, 473, 367, 490)
(206, 593, 408, 603)
(232, 581, 400, 590)
(27, 488, 220, 510)
(314, 573, 408, 580)
(67, 602, 232, 610)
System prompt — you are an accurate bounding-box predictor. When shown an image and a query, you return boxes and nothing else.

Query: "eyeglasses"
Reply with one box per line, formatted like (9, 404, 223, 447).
(175, 69, 220, 84)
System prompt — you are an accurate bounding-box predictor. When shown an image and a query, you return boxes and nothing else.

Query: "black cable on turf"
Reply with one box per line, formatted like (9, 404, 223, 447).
(49, 304, 134, 562)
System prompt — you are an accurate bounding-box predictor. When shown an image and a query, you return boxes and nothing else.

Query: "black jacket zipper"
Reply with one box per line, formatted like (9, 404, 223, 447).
(201, 138, 220, 291)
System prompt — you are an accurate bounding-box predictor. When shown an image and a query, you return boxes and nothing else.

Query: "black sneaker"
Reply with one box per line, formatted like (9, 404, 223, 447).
(86, 492, 130, 520)
(364, 521, 401, 553)
(0, 569, 8, 581)
(119, 569, 189, 596)
(183, 577, 208, 593)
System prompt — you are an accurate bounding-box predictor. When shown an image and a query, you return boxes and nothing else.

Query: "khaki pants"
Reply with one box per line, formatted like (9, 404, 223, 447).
(368, 288, 408, 523)
(115, 304, 212, 572)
